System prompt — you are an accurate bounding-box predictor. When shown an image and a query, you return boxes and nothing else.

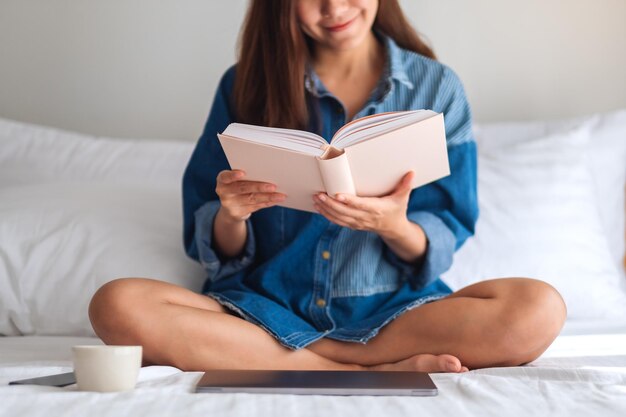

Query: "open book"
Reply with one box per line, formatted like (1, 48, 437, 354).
(217, 110, 450, 213)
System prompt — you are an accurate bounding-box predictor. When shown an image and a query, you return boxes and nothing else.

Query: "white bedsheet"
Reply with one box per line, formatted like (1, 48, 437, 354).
(1, 320, 625, 417)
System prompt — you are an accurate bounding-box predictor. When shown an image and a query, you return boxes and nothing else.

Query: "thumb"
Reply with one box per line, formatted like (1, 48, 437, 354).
(391, 171, 414, 197)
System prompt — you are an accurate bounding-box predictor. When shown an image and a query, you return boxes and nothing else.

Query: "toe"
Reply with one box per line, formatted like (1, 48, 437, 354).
(413, 354, 462, 373)
(438, 354, 462, 373)
(368, 353, 466, 373)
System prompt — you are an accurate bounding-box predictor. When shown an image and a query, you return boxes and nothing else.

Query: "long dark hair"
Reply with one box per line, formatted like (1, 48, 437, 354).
(232, 0, 436, 130)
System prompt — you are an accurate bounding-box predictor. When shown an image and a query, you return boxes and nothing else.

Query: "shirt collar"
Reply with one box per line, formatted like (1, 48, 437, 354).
(304, 33, 414, 98)
(385, 35, 414, 90)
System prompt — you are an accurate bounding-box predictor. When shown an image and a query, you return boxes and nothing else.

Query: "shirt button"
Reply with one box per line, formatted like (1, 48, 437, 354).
(322, 251, 331, 260)
(316, 298, 327, 308)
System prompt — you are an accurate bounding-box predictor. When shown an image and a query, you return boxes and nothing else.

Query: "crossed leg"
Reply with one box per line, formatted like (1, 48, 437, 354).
(89, 277, 565, 373)
(307, 278, 567, 369)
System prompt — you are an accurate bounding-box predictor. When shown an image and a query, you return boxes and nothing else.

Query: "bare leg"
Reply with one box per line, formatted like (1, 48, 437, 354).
(88, 278, 465, 372)
(308, 278, 567, 369)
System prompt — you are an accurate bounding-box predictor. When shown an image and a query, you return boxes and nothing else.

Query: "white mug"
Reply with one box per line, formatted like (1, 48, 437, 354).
(72, 345, 142, 392)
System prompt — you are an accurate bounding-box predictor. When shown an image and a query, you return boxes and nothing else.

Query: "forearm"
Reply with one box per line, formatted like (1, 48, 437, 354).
(379, 218, 428, 265)
(213, 207, 248, 259)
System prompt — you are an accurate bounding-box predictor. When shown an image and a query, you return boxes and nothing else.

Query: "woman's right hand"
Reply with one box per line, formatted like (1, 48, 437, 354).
(215, 169, 287, 222)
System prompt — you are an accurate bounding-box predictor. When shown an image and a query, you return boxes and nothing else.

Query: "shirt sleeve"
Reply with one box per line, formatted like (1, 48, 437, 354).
(182, 66, 256, 283)
(383, 67, 479, 290)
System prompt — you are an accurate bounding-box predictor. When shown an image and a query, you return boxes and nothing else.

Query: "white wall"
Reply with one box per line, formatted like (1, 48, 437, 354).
(0, 0, 624, 141)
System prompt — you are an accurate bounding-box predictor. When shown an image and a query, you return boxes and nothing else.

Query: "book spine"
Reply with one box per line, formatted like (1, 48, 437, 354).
(316, 148, 356, 197)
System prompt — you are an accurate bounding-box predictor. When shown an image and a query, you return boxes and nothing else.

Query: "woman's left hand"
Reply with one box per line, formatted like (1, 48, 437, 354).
(313, 171, 414, 239)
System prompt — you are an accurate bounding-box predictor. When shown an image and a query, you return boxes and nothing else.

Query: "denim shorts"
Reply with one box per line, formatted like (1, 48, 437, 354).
(205, 278, 452, 350)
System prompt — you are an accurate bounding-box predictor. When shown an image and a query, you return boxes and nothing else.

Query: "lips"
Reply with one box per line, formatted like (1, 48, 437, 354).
(325, 16, 357, 32)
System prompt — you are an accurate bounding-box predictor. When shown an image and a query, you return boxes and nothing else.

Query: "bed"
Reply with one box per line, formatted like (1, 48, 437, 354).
(1, 109, 625, 416)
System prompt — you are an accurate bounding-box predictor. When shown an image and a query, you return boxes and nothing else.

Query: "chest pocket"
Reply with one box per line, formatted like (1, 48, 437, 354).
(330, 229, 404, 298)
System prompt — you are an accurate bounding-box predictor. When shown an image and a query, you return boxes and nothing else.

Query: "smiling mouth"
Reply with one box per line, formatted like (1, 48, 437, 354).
(325, 16, 358, 32)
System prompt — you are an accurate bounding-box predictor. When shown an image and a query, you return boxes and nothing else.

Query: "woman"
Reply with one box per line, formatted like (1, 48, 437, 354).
(89, 0, 566, 373)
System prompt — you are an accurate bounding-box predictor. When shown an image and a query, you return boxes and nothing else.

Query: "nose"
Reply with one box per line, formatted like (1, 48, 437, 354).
(321, 0, 350, 19)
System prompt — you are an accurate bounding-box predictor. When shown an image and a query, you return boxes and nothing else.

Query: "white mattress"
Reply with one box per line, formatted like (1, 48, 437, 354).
(1, 320, 626, 417)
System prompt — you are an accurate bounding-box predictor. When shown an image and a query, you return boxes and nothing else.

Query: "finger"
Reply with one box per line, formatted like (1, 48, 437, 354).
(234, 192, 286, 206)
(333, 193, 373, 211)
(390, 171, 414, 197)
(315, 194, 366, 219)
(233, 181, 277, 195)
(228, 199, 281, 220)
(314, 203, 352, 228)
(248, 200, 280, 212)
(314, 197, 361, 228)
(217, 169, 246, 185)
(220, 181, 277, 196)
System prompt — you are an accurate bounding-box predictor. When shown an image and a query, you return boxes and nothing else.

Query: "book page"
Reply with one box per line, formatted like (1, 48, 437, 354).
(331, 111, 406, 144)
(331, 110, 438, 149)
(222, 123, 327, 156)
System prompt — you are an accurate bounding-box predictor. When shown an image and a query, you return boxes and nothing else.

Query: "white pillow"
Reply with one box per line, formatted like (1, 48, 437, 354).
(585, 111, 626, 272)
(0, 119, 205, 336)
(0, 117, 190, 188)
(473, 109, 626, 276)
(442, 122, 626, 319)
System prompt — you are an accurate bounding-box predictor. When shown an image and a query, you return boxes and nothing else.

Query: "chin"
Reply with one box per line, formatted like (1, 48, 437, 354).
(322, 29, 372, 51)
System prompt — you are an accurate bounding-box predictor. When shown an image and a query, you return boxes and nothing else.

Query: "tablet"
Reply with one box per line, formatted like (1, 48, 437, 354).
(9, 372, 76, 387)
(195, 370, 438, 396)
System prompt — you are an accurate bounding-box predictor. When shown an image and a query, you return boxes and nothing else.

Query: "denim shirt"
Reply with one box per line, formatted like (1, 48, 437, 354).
(182, 35, 478, 350)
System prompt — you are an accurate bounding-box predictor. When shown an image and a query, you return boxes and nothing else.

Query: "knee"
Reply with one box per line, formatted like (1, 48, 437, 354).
(494, 278, 566, 366)
(88, 278, 149, 344)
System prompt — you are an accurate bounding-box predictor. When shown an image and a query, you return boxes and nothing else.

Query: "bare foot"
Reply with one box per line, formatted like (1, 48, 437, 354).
(367, 353, 469, 373)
